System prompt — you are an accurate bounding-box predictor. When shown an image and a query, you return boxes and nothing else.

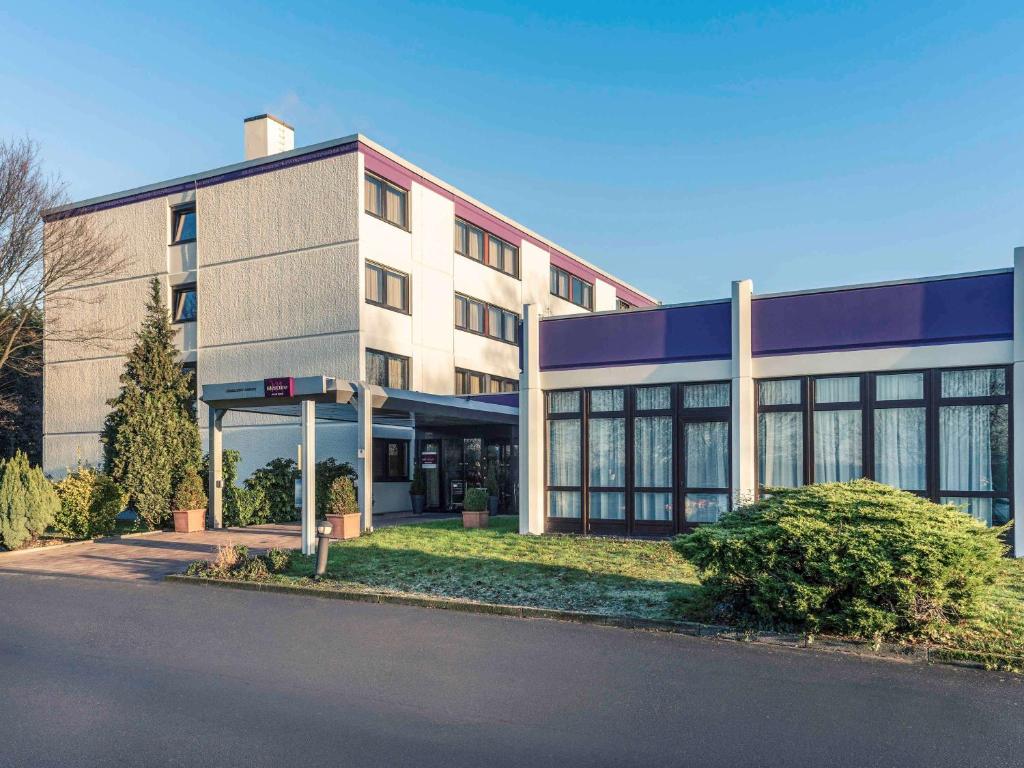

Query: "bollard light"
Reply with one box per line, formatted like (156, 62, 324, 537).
(314, 520, 332, 578)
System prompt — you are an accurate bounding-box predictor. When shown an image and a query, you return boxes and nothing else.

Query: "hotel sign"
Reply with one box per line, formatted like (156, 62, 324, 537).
(264, 377, 295, 398)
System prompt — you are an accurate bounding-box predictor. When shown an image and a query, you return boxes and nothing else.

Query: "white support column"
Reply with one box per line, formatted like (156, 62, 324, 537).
(207, 407, 223, 529)
(300, 399, 316, 556)
(519, 303, 545, 534)
(355, 383, 374, 533)
(731, 279, 756, 507)
(1013, 247, 1024, 557)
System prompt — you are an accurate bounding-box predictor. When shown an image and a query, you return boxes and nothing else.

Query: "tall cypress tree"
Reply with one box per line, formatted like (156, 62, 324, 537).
(103, 278, 200, 528)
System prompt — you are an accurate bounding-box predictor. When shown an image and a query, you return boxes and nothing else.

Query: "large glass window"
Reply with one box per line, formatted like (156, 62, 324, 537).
(373, 439, 409, 482)
(365, 173, 408, 229)
(755, 367, 1012, 528)
(588, 391, 626, 521)
(366, 349, 409, 389)
(454, 293, 518, 344)
(546, 391, 582, 520)
(550, 265, 593, 310)
(633, 384, 673, 523)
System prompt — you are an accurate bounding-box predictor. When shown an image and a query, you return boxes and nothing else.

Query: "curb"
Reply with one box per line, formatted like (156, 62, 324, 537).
(0, 528, 167, 558)
(163, 574, 944, 667)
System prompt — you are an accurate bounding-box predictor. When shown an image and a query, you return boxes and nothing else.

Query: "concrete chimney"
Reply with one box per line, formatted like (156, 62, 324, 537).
(244, 114, 294, 160)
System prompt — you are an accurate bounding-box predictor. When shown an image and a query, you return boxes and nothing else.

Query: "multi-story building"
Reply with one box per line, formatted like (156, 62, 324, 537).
(42, 115, 657, 511)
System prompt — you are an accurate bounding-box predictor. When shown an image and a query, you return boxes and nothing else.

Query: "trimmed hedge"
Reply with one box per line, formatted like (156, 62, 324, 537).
(673, 480, 1008, 639)
(53, 465, 125, 539)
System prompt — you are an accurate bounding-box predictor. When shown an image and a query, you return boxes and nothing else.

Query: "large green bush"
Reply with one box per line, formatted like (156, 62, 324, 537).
(53, 465, 125, 539)
(244, 456, 356, 522)
(103, 278, 201, 529)
(0, 451, 59, 549)
(673, 480, 1008, 640)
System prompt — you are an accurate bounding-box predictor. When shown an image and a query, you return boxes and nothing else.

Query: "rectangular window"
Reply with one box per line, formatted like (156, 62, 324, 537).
(365, 349, 409, 389)
(365, 262, 409, 313)
(171, 205, 196, 244)
(373, 439, 409, 482)
(550, 265, 593, 310)
(616, 299, 633, 311)
(365, 173, 408, 229)
(453, 293, 519, 344)
(455, 368, 517, 395)
(547, 418, 582, 519)
(634, 416, 673, 522)
(172, 285, 197, 323)
(454, 217, 519, 278)
(758, 378, 805, 489)
(681, 382, 731, 524)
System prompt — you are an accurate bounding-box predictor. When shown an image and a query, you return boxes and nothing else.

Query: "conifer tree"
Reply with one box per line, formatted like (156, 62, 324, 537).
(102, 278, 200, 528)
(0, 450, 58, 549)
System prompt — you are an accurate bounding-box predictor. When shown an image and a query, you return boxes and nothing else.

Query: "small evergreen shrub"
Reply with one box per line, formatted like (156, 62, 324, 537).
(315, 458, 357, 517)
(53, 465, 125, 539)
(463, 487, 488, 512)
(184, 542, 290, 581)
(0, 451, 59, 550)
(232, 486, 271, 527)
(244, 458, 299, 522)
(327, 476, 358, 516)
(264, 548, 292, 573)
(673, 480, 1008, 640)
(172, 469, 207, 511)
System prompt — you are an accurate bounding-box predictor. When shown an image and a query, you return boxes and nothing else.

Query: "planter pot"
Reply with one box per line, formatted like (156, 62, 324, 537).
(325, 512, 361, 540)
(462, 510, 489, 529)
(173, 508, 205, 534)
(410, 494, 426, 515)
(487, 495, 499, 515)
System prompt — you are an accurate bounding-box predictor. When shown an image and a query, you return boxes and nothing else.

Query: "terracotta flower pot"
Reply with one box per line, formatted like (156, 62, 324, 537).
(462, 510, 489, 529)
(173, 508, 205, 533)
(326, 512, 361, 540)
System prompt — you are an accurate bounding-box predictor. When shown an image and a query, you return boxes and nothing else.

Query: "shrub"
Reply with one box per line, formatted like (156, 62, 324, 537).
(264, 548, 292, 573)
(245, 458, 299, 522)
(327, 476, 357, 516)
(673, 480, 1008, 640)
(53, 464, 125, 539)
(409, 467, 426, 496)
(485, 462, 499, 497)
(232, 486, 271, 527)
(172, 468, 207, 511)
(315, 458, 356, 517)
(463, 487, 488, 512)
(184, 542, 290, 581)
(0, 451, 59, 549)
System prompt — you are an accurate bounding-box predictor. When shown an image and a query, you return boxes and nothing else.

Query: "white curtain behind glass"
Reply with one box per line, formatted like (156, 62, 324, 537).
(815, 377, 860, 404)
(759, 380, 801, 406)
(876, 373, 923, 401)
(634, 416, 672, 486)
(941, 368, 1005, 398)
(589, 418, 625, 486)
(939, 406, 1000, 491)
(683, 383, 730, 409)
(813, 410, 862, 482)
(685, 422, 728, 488)
(874, 408, 926, 490)
(759, 412, 802, 487)
(547, 420, 581, 486)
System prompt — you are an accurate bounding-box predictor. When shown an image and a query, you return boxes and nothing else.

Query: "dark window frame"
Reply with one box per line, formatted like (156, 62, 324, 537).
(170, 204, 196, 245)
(455, 367, 517, 395)
(754, 366, 1013, 529)
(454, 217, 520, 279)
(172, 284, 197, 324)
(365, 261, 411, 315)
(550, 265, 593, 310)
(364, 172, 410, 231)
(453, 292, 519, 345)
(616, 298, 633, 311)
(373, 438, 410, 482)
(543, 382, 733, 536)
(365, 348, 410, 390)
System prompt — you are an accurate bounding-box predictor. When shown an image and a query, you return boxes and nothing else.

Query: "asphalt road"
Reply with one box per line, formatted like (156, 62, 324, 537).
(1, 572, 1020, 768)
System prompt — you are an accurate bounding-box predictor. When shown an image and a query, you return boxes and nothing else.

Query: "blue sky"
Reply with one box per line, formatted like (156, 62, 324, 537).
(2, 1, 1023, 302)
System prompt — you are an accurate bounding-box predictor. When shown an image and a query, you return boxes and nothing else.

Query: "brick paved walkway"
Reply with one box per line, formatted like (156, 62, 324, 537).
(0, 524, 300, 582)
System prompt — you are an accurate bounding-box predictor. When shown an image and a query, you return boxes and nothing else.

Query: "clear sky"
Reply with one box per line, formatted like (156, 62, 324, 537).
(2, 1, 1022, 303)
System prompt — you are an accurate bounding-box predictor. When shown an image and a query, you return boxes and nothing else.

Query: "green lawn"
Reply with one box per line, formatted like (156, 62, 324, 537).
(225, 515, 1023, 671)
(283, 516, 699, 620)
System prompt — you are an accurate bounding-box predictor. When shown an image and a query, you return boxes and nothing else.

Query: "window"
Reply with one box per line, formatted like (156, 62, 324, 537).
(550, 265, 593, 310)
(588, 389, 626, 521)
(616, 299, 633, 311)
(171, 205, 196, 244)
(366, 349, 409, 389)
(453, 293, 519, 344)
(365, 262, 409, 313)
(454, 217, 520, 278)
(681, 382, 731, 524)
(364, 173, 408, 229)
(546, 390, 582, 521)
(373, 439, 409, 482)
(455, 368, 517, 395)
(755, 367, 1012, 528)
(172, 285, 197, 323)
(634, 386, 673, 523)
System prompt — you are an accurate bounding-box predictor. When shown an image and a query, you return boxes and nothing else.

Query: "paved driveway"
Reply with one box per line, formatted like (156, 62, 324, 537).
(0, 524, 299, 581)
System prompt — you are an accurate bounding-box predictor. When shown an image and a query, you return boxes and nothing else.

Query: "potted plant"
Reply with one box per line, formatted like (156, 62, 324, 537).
(172, 469, 207, 533)
(485, 462, 500, 515)
(409, 467, 427, 515)
(462, 487, 489, 529)
(325, 475, 361, 540)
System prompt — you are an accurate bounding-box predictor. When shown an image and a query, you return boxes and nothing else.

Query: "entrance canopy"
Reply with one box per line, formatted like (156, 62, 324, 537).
(201, 376, 518, 553)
